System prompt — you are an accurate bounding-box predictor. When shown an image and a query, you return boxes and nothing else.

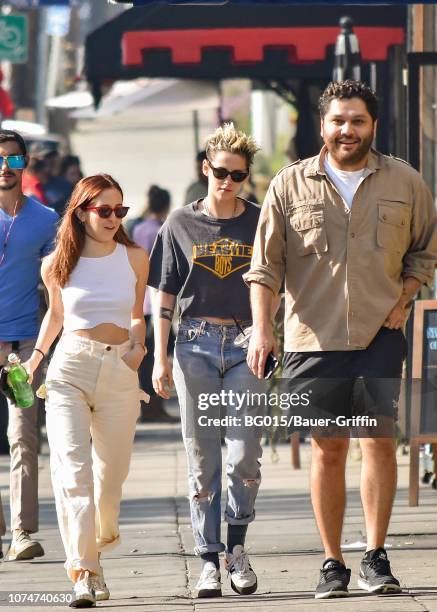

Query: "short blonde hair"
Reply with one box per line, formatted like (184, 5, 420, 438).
(205, 122, 260, 168)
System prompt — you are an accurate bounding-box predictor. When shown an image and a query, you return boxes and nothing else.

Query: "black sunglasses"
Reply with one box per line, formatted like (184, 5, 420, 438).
(207, 159, 249, 183)
(85, 205, 130, 219)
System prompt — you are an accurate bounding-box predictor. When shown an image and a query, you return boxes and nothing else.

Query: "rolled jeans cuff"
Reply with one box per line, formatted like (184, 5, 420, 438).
(224, 509, 256, 526)
(194, 542, 226, 556)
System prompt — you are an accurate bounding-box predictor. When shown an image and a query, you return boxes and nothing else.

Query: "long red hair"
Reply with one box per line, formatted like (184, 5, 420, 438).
(50, 174, 136, 287)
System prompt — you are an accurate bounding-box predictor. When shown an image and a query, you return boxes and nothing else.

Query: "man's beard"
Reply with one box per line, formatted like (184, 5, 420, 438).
(328, 133, 373, 167)
(0, 180, 18, 191)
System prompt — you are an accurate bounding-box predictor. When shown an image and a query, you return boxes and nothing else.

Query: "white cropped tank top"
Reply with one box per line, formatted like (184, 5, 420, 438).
(61, 243, 137, 332)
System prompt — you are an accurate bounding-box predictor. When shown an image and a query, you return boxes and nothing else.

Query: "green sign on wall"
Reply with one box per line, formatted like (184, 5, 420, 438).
(0, 15, 28, 63)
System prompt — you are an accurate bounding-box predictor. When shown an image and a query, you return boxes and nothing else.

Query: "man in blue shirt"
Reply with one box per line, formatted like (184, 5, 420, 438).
(0, 130, 58, 560)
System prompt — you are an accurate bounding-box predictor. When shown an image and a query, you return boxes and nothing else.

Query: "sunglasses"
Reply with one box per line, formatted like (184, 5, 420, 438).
(85, 206, 130, 219)
(0, 155, 26, 170)
(207, 160, 249, 183)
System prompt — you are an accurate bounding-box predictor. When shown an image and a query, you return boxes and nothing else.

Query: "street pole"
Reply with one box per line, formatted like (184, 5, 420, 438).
(333, 16, 361, 83)
(35, 7, 48, 127)
(193, 109, 200, 153)
(46, 35, 62, 102)
(369, 62, 377, 92)
(0, 3, 13, 124)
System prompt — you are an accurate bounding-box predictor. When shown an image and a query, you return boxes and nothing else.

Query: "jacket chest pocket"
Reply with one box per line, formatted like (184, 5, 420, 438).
(376, 202, 410, 253)
(288, 200, 328, 256)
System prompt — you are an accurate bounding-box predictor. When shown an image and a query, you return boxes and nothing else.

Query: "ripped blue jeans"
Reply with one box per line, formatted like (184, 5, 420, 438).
(173, 318, 264, 555)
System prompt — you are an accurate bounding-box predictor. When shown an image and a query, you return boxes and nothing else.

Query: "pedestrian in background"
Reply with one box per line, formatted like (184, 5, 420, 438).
(150, 123, 265, 598)
(245, 80, 437, 599)
(44, 153, 83, 216)
(183, 150, 208, 205)
(24, 174, 149, 608)
(0, 69, 14, 122)
(133, 184, 176, 422)
(0, 129, 58, 561)
(26, 146, 83, 216)
(22, 156, 49, 205)
(60, 154, 83, 189)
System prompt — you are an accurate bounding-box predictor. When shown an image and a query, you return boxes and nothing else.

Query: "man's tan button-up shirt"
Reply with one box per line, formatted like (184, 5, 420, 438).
(243, 147, 437, 352)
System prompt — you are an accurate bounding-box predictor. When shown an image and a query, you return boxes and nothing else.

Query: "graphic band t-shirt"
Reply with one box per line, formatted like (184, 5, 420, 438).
(148, 199, 260, 320)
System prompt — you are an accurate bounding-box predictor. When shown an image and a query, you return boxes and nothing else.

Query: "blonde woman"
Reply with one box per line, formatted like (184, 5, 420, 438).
(149, 124, 264, 598)
(24, 174, 148, 608)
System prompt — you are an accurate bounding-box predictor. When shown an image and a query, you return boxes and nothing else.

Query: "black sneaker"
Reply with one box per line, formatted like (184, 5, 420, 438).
(315, 558, 351, 599)
(358, 548, 402, 594)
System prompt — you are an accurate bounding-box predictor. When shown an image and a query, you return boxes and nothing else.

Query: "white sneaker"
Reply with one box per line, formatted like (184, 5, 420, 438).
(225, 545, 258, 595)
(69, 571, 96, 608)
(194, 561, 222, 598)
(90, 571, 110, 601)
(9, 530, 44, 561)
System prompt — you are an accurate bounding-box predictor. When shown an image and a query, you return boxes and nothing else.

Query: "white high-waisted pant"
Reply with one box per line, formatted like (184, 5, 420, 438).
(45, 333, 142, 578)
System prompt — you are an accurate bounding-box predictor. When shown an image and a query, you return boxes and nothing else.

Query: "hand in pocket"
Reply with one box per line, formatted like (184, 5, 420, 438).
(121, 346, 144, 372)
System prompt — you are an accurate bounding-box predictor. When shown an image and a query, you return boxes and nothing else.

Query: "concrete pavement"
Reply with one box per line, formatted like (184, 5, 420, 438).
(0, 414, 436, 611)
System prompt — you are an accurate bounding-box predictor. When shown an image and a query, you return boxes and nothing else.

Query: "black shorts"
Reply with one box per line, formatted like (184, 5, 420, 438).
(281, 328, 407, 436)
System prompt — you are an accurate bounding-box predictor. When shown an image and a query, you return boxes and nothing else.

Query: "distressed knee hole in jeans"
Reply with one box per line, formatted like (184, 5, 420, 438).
(243, 478, 261, 488)
(192, 490, 213, 504)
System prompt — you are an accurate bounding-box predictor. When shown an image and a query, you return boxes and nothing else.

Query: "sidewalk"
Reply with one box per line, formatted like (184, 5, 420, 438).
(0, 417, 436, 611)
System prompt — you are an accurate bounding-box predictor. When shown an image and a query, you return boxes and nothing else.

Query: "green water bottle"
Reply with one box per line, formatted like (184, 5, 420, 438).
(6, 353, 34, 408)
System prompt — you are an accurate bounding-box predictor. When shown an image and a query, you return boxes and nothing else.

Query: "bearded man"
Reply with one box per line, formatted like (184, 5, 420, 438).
(0, 129, 58, 560)
(244, 80, 437, 599)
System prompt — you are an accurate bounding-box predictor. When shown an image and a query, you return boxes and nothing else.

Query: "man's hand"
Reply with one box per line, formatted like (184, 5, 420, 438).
(0, 366, 14, 401)
(383, 299, 411, 330)
(152, 356, 174, 399)
(247, 327, 276, 379)
(384, 277, 421, 329)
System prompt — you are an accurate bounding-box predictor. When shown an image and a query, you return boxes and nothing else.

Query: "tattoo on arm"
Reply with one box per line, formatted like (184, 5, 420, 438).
(160, 307, 174, 322)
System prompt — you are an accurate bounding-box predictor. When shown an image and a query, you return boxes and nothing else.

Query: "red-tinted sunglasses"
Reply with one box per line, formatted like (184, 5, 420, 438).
(85, 206, 130, 219)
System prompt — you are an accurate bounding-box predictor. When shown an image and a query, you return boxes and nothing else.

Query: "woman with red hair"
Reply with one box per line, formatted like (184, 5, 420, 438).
(24, 174, 149, 608)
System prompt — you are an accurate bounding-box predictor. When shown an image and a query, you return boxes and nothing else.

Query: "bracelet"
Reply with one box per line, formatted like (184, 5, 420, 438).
(133, 342, 146, 354)
(32, 348, 45, 359)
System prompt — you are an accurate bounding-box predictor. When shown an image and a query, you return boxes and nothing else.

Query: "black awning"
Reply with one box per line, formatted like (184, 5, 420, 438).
(85, 4, 406, 103)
